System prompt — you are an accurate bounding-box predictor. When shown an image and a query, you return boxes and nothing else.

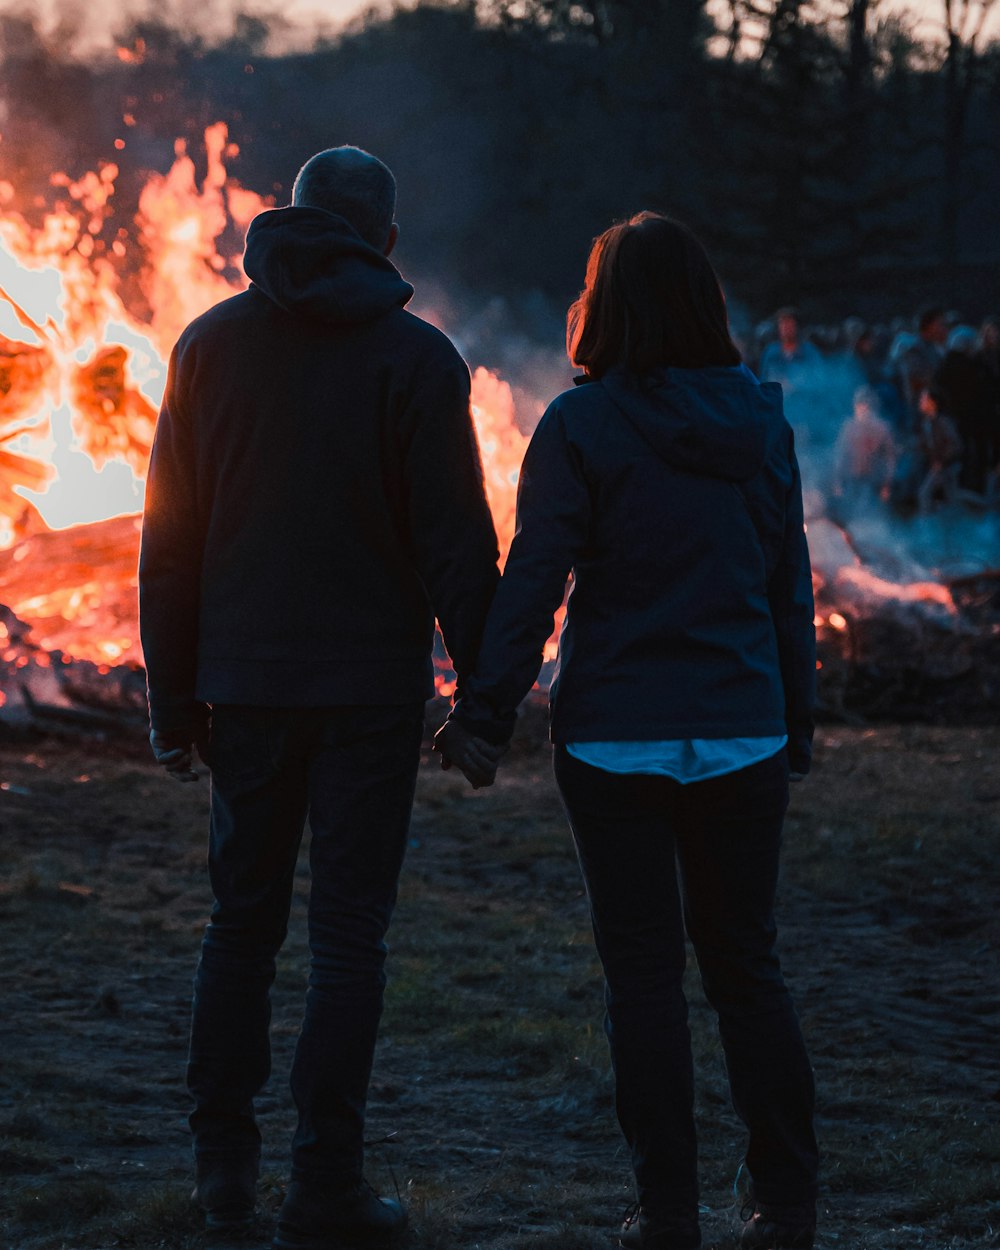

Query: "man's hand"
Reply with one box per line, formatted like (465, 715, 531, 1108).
(150, 727, 206, 783)
(433, 720, 507, 789)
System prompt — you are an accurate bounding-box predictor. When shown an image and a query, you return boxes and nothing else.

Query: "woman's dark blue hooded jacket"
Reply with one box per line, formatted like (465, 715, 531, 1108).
(455, 364, 816, 773)
(139, 207, 499, 732)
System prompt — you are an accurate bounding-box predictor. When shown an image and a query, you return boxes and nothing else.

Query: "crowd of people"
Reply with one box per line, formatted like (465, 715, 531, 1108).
(748, 306, 1000, 519)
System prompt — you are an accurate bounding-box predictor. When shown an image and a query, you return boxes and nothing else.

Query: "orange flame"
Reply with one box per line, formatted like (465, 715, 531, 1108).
(0, 123, 272, 554)
(469, 366, 528, 566)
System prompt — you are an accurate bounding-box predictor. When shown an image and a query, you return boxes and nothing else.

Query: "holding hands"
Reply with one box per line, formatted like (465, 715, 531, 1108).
(433, 719, 508, 789)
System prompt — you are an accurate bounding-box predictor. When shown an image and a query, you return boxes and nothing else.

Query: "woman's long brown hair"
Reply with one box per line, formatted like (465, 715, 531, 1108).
(567, 212, 741, 378)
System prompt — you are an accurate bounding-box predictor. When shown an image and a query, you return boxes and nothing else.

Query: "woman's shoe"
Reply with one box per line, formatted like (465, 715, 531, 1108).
(619, 1204, 701, 1249)
(739, 1198, 816, 1249)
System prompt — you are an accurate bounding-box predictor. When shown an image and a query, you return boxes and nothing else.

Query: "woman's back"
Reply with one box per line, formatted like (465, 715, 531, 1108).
(461, 360, 815, 769)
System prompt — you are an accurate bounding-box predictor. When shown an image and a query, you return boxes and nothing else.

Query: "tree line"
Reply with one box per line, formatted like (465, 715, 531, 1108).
(1, 0, 998, 324)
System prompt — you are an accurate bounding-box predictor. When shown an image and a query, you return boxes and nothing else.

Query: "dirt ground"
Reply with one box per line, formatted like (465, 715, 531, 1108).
(0, 715, 998, 1250)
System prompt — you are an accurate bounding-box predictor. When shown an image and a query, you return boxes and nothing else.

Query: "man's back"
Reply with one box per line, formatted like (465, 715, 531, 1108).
(140, 206, 499, 727)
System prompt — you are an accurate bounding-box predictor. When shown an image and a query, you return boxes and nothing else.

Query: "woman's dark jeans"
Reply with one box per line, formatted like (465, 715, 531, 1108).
(553, 746, 818, 1218)
(187, 703, 424, 1184)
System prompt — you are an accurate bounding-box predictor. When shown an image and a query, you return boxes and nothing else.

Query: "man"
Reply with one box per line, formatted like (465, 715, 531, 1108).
(831, 384, 897, 518)
(894, 304, 948, 432)
(758, 307, 822, 392)
(758, 309, 826, 452)
(935, 324, 994, 493)
(139, 146, 500, 1250)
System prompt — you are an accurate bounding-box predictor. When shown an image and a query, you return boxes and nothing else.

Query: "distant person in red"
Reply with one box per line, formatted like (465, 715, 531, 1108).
(437, 214, 819, 1250)
(832, 385, 897, 516)
(139, 146, 499, 1250)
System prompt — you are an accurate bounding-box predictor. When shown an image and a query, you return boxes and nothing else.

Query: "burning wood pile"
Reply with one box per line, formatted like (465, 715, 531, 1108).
(1, 130, 996, 734)
(810, 516, 1000, 722)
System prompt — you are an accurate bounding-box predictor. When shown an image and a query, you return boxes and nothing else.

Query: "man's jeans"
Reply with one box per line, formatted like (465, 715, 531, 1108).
(188, 703, 425, 1184)
(553, 746, 818, 1216)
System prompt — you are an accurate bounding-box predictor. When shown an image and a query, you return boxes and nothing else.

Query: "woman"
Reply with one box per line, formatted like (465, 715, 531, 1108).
(437, 213, 819, 1250)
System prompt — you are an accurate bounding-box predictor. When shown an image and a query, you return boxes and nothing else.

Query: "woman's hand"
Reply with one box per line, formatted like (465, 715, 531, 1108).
(433, 720, 508, 789)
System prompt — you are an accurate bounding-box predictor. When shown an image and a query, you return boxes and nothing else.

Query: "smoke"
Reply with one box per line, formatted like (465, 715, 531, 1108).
(410, 281, 574, 435)
(777, 353, 1000, 584)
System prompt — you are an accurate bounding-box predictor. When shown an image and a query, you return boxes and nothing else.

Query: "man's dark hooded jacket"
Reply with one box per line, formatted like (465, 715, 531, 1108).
(139, 206, 499, 732)
(454, 363, 816, 774)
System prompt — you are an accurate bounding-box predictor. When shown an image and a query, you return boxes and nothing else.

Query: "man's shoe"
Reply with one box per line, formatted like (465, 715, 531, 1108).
(193, 1154, 258, 1235)
(739, 1198, 816, 1249)
(620, 1204, 701, 1250)
(272, 1178, 407, 1250)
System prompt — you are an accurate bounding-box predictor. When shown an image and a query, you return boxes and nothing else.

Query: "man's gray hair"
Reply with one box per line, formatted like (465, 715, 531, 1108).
(292, 146, 396, 248)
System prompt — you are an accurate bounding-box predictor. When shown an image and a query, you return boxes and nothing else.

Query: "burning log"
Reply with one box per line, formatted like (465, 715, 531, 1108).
(0, 515, 147, 735)
(0, 515, 142, 668)
(0, 602, 146, 735)
(810, 518, 1000, 722)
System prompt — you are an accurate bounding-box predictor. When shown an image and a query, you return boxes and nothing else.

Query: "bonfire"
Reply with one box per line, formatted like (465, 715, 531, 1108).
(0, 129, 996, 731)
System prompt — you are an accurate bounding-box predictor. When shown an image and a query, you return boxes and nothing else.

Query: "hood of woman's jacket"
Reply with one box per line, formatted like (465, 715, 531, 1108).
(242, 206, 414, 324)
(599, 362, 781, 482)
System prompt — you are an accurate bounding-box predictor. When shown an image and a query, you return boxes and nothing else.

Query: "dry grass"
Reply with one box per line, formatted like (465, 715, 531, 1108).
(0, 718, 998, 1249)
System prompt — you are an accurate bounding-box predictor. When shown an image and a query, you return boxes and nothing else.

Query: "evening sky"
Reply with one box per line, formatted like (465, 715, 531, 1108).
(5, 0, 1000, 53)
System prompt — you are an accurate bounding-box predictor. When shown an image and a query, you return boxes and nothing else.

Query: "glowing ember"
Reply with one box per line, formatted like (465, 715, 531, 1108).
(835, 566, 956, 614)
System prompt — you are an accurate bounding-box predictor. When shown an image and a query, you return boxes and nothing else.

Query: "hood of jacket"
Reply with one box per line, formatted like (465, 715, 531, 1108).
(243, 206, 413, 324)
(599, 363, 779, 482)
